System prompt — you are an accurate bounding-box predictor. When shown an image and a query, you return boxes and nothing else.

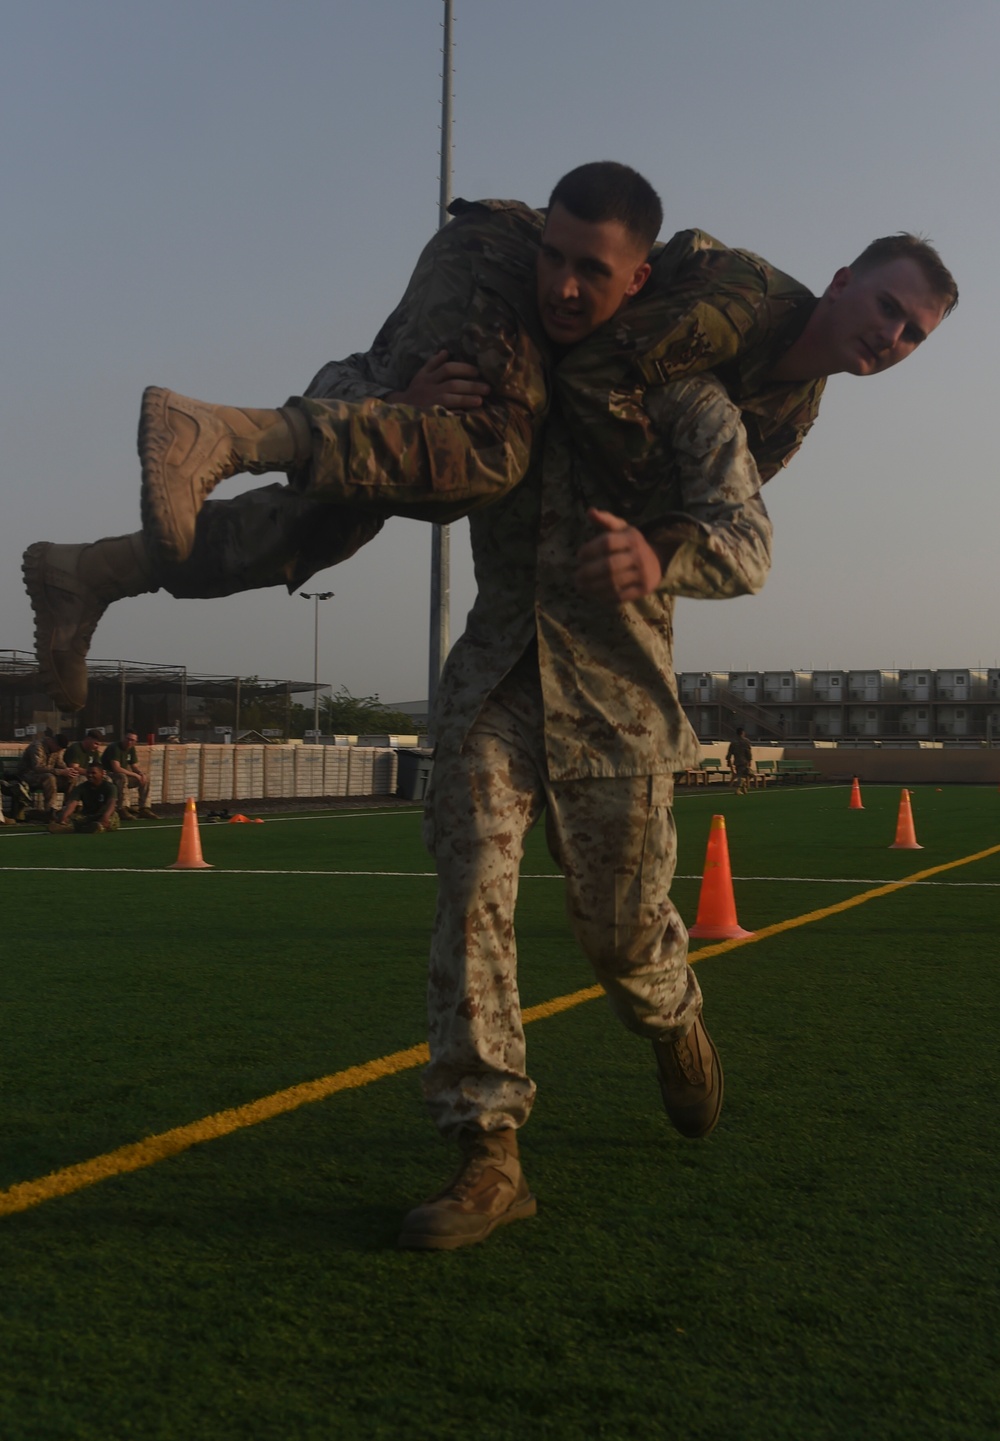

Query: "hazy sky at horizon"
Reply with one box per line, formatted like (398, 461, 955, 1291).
(2, 1, 996, 702)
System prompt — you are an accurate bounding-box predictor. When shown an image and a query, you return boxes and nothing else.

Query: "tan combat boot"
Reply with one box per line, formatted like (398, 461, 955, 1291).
(652, 1013, 724, 1139)
(138, 387, 313, 567)
(23, 534, 155, 712)
(397, 1129, 537, 1251)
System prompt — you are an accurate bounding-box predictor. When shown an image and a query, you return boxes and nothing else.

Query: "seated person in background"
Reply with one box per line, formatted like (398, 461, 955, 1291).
(48, 762, 120, 833)
(63, 730, 105, 773)
(14, 733, 66, 821)
(47, 731, 81, 799)
(102, 731, 157, 819)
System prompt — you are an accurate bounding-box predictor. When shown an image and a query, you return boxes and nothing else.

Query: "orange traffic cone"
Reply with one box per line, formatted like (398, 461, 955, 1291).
(229, 814, 250, 824)
(889, 788, 922, 850)
(169, 797, 213, 869)
(849, 776, 864, 810)
(688, 814, 754, 939)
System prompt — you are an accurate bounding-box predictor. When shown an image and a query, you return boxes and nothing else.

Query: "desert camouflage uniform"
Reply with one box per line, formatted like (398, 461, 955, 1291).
(18, 737, 58, 810)
(422, 372, 771, 1135)
(135, 203, 816, 1137)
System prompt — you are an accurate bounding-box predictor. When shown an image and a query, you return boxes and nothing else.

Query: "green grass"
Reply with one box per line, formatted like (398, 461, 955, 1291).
(1, 786, 998, 1440)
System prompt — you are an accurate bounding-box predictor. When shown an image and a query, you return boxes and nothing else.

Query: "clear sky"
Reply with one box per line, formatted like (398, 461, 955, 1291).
(2, 1, 996, 701)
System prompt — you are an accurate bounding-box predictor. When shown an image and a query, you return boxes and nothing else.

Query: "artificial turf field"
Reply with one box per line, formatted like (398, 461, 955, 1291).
(1, 784, 998, 1441)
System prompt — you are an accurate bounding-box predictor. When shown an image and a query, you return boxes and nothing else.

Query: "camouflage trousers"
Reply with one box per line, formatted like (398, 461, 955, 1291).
(72, 812, 119, 833)
(152, 484, 385, 599)
(112, 773, 150, 810)
(19, 768, 58, 809)
(422, 653, 701, 1138)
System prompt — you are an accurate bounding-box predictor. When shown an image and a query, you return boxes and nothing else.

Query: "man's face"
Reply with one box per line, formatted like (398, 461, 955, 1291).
(125, 733, 137, 747)
(87, 765, 104, 784)
(536, 201, 652, 346)
(817, 258, 947, 377)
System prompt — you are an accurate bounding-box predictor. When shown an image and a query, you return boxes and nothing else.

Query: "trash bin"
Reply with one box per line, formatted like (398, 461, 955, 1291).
(396, 748, 434, 801)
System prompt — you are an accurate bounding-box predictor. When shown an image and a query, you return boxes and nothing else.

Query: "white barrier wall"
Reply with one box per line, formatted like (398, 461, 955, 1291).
(0, 743, 399, 804)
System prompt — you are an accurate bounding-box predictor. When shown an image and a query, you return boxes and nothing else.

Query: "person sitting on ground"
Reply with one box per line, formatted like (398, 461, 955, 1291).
(48, 762, 120, 833)
(101, 730, 157, 818)
(726, 727, 755, 795)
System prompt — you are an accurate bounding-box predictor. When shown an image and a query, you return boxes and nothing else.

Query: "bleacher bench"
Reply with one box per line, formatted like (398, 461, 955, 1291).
(776, 759, 822, 784)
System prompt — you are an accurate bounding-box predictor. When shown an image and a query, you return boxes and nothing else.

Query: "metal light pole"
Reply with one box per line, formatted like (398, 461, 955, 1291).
(300, 591, 334, 741)
(428, 0, 454, 718)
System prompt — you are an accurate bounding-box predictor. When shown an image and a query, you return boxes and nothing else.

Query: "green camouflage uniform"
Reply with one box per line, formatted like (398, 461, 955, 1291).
(154, 202, 822, 601)
(156, 199, 548, 599)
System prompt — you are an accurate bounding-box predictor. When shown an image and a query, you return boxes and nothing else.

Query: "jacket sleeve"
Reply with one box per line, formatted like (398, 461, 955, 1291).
(642, 375, 772, 600)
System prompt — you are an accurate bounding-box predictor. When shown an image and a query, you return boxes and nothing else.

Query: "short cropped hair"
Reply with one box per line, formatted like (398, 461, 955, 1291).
(850, 233, 958, 316)
(548, 162, 663, 254)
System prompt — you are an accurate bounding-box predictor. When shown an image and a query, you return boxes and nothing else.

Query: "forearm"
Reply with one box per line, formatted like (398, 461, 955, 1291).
(644, 376, 772, 599)
(645, 495, 772, 599)
(293, 318, 544, 515)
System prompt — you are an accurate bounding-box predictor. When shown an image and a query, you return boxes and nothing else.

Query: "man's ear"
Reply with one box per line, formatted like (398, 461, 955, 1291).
(626, 260, 653, 299)
(825, 265, 853, 301)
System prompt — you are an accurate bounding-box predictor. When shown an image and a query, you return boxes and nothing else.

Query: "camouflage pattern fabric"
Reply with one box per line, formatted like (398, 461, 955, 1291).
(155, 484, 385, 599)
(291, 200, 550, 512)
(18, 739, 58, 807)
(434, 373, 771, 781)
(555, 227, 826, 492)
(153, 202, 817, 598)
(423, 648, 700, 1138)
(72, 812, 120, 834)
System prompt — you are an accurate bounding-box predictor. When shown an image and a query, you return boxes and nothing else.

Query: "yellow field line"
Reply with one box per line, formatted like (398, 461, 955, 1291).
(3, 841, 998, 1220)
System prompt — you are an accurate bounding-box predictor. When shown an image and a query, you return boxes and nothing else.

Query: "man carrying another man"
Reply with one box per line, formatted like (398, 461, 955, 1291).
(22, 162, 957, 1249)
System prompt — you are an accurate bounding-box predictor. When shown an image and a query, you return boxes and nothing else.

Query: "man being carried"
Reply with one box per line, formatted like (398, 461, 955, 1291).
(48, 762, 119, 834)
(24, 172, 956, 713)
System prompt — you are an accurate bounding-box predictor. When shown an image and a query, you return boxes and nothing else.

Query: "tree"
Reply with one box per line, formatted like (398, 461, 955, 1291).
(320, 687, 419, 734)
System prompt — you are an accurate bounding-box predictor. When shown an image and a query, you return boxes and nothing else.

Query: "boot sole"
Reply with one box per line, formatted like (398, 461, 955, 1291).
(139, 385, 190, 569)
(397, 1192, 537, 1251)
(21, 542, 87, 713)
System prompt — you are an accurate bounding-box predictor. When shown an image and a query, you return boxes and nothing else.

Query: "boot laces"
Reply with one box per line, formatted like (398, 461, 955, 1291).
(673, 1033, 705, 1086)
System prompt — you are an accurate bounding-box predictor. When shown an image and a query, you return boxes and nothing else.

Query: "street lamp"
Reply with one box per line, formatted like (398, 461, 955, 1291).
(300, 591, 334, 742)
